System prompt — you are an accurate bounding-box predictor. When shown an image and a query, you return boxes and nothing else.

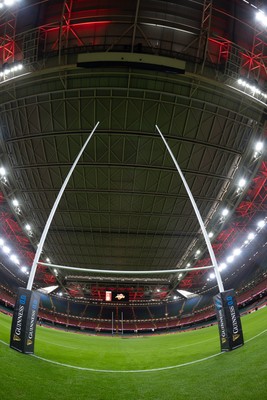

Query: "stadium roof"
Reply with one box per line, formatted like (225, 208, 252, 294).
(0, 0, 266, 301)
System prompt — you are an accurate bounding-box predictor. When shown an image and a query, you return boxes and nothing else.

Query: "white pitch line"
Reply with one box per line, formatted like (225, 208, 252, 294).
(0, 328, 266, 374)
(32, 351, 223, 373)
(246, 329, 267, 342)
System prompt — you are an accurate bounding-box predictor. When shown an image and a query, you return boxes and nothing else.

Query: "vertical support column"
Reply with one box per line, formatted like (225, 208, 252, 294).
(58, 0, 74, 64)
(0, 11, 17, 65)
(195, 0, 213, 74)
(131, 0, 141, 52)
(250, 1, 265, 83)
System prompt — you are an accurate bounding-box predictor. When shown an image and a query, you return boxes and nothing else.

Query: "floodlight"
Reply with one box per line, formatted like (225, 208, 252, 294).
(25, 224, 31, 231)
(12, 199, 19, 207)
(255, 141, 263, 152)
(0, 167, 6, 176)
(186, 263, 191, 267)
(4, 0, 15, 6)
(247, 232, 255, 241)
(3, 245, 11, 254)
(233, 248, 241, 256)
(21, 266, 28, 273)
(226, 255, 234, 263)
(10, 254, 19, 264)
(209, 272, 215, 279)
(255, 10, 267, 27)
(208, 231, 214, 238)
(0, 238, 4, 246)
(221, 208, 229, 217)
(238, 178, 246, 188)
(257, 220, 266, 228)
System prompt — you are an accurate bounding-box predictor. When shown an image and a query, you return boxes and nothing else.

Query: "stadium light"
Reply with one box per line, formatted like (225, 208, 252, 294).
(0, 167, 6, 176)
(12, 199, 19, 207)
(221, 208, 229, 217)
(0, 0, 22, 10)
(255, 141, 263, 152)
(0, 238, 4, 246)
(3, 245, 10, 254)
(257, 220, 265, 228)
(226, 255, 234, 263)
(247, 232, 255, 241)
(233, 248, 241, 256)
(238, 178, 246, 189)
(208, 231, 214, 238)
(255, 10, 267, 27)
(10, 254, 20, 264)
(21, 266, 28, 273)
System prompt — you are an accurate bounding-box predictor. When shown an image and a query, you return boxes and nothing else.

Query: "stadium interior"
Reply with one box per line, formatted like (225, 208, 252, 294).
(0, 0, 267, 335)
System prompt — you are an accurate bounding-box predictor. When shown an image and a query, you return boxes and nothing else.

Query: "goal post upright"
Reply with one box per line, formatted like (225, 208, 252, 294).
(156, 125, 244, 351)
(155, 125, 224, 292)
(10, 121, 100, 354)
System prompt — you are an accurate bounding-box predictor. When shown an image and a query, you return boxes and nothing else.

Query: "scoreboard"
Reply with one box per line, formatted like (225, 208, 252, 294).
(105, 291, 129, 302)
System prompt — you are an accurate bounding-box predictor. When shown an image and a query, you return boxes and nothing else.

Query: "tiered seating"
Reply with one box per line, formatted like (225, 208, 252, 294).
(167, 300, 185, 316)
(134, 306, 151, 319)
(69, 301, 87, 316)
(0, 287, 15, 307)
(101, 306, 115, 319)
(40, 294, 53, 310)
(137, 321, 155, 330)
(149, 304, 166, 318)
(120, 306, 135, 320)
(237, 277, 267, 305)
(0, 271, 266, 334)
(183, 296, 201, 315)
(83, 304, 101, 318)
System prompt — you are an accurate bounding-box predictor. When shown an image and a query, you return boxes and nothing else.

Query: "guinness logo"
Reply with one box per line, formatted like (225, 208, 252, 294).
(115, 293, 125, 300)
(233, 334, 240, 342)
(27, 339, 33, 346)
(13, 334, 21, 342)
(222, 338, 227, 344)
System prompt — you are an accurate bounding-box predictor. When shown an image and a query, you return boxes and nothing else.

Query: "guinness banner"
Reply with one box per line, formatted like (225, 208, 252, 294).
(10, 288, 40, 354)
(213, 289, 244, 351)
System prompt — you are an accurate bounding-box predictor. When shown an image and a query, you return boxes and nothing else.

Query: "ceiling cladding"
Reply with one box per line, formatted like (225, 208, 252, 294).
(0, 0, 266, 299)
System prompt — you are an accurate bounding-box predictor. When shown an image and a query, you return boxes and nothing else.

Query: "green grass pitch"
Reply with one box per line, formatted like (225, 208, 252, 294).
(0, 307, 266, 400)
